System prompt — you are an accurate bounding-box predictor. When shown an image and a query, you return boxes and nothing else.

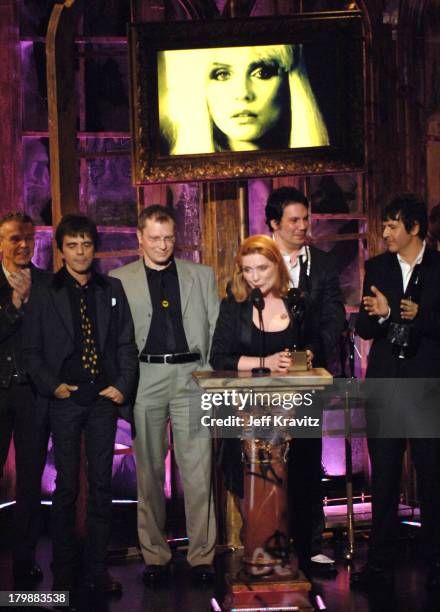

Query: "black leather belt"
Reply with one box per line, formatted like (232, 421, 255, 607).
(139, 352, 201, 364)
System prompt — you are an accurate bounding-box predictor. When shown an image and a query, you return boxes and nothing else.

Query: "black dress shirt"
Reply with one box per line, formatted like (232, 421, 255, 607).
(143, 259, 189, 354)
(58, 267, 106, 385)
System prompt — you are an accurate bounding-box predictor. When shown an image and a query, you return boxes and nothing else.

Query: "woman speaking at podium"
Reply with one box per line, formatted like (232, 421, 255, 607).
(209, 235, 318, 574)
(210, 234, 316, 375)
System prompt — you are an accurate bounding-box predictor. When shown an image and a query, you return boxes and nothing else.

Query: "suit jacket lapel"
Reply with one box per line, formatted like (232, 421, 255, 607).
(387, 253, 404, 296)
(298, 257, 308, 292)
(95, 282, 112, 353)
(420, 247, 434, 274)
(134, 258, 151, 310)
(175, 259, 194, 315)
(239, 300, 253, 350)
(417, 247, 434, 299)
(0, 266, 9, 293)
(49, 285, 75, 341)
(128, 259, 152, 344)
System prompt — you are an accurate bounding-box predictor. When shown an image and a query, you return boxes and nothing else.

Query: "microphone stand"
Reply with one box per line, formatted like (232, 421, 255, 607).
(348, 327, 356, 379)
(286, 288, 304, 364)
(344, 320, 357, 561)
(251, 290, 270, 377)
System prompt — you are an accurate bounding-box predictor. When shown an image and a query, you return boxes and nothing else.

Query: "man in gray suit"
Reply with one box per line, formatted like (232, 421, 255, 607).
(110, 205, 219, 583)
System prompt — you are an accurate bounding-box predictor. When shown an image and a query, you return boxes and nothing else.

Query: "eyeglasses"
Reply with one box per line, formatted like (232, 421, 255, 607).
(145, 236, 176, 245)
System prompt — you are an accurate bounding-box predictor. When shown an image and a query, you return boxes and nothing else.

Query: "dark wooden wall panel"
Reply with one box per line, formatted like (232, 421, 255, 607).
(0, 1, 21, 216)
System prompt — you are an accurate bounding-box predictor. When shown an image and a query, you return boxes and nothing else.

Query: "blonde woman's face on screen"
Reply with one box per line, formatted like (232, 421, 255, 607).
(205, 47, 286, 151)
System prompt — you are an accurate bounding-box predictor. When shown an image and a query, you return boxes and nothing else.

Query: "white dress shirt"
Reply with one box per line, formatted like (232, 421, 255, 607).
(397, 241, 426, 293)
(379, 241, 426, 323)
(281, 246, 307, 288)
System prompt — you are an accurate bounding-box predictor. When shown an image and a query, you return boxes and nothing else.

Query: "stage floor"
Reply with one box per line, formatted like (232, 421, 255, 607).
(324, 500, 419, 528)
(0, 504, 435, 612)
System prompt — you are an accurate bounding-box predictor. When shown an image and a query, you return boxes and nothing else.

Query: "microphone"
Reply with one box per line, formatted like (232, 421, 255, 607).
(250, 288, 270, 376)
(250, 288, 264, 311)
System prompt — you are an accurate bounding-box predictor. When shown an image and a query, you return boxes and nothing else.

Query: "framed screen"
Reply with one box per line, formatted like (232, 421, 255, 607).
(129, 11, 364, 184)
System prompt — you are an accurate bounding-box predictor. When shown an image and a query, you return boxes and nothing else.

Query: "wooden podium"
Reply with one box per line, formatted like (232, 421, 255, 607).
(193, 368, 332, 612)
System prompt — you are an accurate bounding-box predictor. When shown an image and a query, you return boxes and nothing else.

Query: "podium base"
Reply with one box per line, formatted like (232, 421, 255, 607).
(224, 571, 315, 611)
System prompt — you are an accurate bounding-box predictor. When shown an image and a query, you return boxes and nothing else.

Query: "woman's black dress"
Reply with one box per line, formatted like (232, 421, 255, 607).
(210, 294, 317, 498)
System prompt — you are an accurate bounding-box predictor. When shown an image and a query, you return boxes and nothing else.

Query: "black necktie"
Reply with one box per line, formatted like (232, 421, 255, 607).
(159, 271, 176, 353)
(79, 290, 99, 377)
(297, 255, 305, 290)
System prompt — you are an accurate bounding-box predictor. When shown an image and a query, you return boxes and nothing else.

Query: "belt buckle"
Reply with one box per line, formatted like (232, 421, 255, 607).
(163, 353, 174, 364)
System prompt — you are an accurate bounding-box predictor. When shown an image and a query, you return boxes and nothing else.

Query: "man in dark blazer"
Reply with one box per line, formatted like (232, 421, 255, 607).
(0, 212, 50, 584)
(22, 215, 138, 596)
(266, 187, 345, 573)
(353, 193, 440, 590)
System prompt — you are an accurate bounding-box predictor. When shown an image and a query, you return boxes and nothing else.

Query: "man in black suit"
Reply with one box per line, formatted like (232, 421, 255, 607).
(265, 187, 345, 573)
(353, 193, 440, 590)
(22, 215, 138, 596)
(0, 212, 50, 584)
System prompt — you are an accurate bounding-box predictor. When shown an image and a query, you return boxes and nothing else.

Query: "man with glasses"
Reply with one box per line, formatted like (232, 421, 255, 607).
(110, 205, 219, 584)
(0, 212, 50, 585)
